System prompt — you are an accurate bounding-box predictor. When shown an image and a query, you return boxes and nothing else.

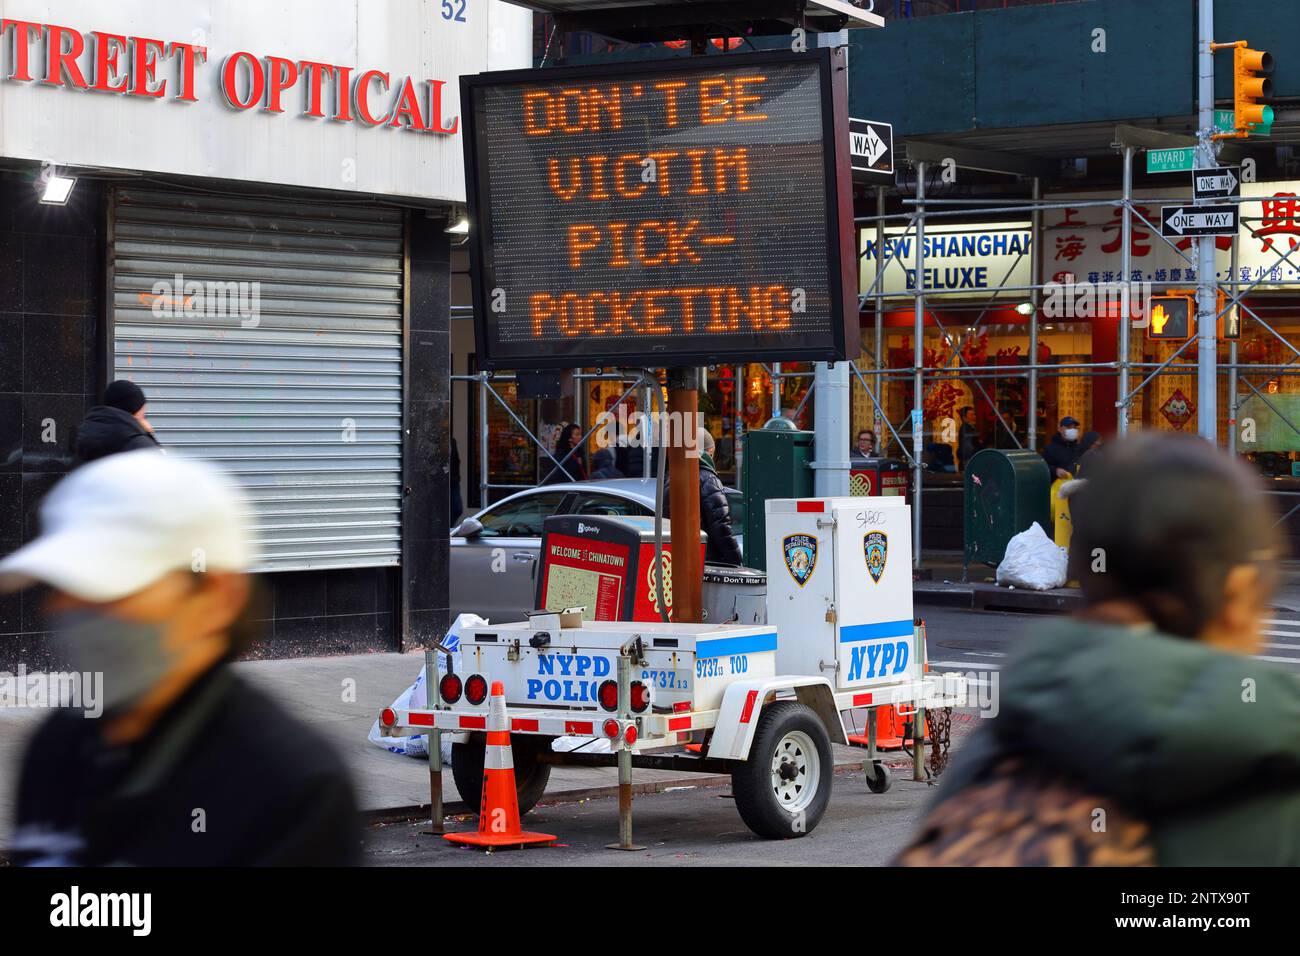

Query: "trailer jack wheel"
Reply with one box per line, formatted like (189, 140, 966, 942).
(731, 702, 832, 839)
(865, 759, 893, 794)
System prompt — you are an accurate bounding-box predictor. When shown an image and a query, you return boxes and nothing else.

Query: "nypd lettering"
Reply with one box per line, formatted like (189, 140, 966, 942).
(847, 639, 909, 682)
(526, 652, 612, 702)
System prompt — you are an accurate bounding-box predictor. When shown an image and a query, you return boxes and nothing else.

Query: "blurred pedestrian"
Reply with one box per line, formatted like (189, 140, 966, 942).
(665, 427, 743, 566)
(897, 433, 1300, 866)
(1042, 415, 1083, 479)
(542, 422, 587, 484)
(957, 406, 983, 471)
(588, 447, 623, 480)
(75, 379, 161, 463)
(0, 450, 360, 866)
(1076, 430, 1102, 477)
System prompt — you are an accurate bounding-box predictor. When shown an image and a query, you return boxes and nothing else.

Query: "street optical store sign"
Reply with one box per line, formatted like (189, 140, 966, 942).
(0, 0, 530, 202)
(859, 222, 1032, 298)
(461, 50, 858, 369)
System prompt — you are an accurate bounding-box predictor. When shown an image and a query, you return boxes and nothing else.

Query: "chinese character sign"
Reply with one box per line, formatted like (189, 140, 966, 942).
(461, 51, 856, 369)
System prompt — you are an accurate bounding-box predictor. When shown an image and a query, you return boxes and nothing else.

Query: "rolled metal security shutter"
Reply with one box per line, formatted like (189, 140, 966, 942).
(111, 187, 403, 571)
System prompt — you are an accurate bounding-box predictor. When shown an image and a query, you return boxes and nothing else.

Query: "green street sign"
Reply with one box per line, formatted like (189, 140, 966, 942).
(1147, 148, 1195, 174)
(1215, 108, 1272, 136)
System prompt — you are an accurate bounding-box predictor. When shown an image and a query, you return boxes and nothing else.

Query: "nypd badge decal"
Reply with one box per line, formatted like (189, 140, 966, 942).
(783, 533, 818, 586)
(863, 531, 887, 583)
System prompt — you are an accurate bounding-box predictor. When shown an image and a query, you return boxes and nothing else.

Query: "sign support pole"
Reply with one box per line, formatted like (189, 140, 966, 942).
(668, 366, 703, 623)
(1196, 0, 1219, 443)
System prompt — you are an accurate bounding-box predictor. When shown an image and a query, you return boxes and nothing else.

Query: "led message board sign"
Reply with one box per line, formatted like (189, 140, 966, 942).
(461, 50, 857, 370)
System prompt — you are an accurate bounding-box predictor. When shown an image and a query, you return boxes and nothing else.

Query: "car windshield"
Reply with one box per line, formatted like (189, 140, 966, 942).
(567, 492, 650, 517)
(475, 491, 569, 537)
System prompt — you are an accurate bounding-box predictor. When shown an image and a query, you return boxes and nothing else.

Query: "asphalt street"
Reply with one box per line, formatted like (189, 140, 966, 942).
(363, 763, 943, 866)
(919, 605, 1300, 675)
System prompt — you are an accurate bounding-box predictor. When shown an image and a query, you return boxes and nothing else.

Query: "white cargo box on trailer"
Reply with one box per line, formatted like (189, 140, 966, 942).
(765, 497, 916, 691)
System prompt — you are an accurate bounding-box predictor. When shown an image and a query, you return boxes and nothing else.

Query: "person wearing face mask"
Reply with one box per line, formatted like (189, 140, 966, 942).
(1042, 415, 1084, 480)
(0, 450, 360, 866)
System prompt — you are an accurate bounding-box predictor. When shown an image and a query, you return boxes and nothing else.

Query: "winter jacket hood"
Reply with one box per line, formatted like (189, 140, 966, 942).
(938, 617, 1300, 864)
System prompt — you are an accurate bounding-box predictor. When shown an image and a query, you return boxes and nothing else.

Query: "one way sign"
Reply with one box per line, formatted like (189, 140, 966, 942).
(1161, 204, 1238, 238)
(849, 118, 893, 178)
(1193, 167, 1241, 200)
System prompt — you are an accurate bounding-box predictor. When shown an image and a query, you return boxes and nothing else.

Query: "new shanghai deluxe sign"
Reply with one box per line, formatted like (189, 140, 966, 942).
(0, 1, 530, 202)
(461, 50, 858, 369)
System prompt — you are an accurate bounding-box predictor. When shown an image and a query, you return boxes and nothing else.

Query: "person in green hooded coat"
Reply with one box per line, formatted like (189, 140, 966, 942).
(899, 432, 1300, 866)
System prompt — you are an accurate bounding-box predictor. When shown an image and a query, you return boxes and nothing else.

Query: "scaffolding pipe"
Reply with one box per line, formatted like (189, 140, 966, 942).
(1028, 176, 1042, 451)
(1118, 146, 1134, 435)
(913, 162, 926, 569)
(875, 185, 887, 455)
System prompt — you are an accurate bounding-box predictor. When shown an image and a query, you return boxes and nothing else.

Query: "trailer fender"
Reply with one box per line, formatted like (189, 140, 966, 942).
(707, 677, 847, 761)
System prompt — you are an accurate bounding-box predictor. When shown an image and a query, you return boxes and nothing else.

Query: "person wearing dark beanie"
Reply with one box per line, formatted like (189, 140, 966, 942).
(103, 379, 147, 415)
(75, 380, 161, 463)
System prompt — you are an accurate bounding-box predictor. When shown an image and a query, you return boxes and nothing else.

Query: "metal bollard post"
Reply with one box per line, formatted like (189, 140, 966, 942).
(912, 626, 926, 782)
(423, 648, 445, 835)
(607, 652, 645, 851)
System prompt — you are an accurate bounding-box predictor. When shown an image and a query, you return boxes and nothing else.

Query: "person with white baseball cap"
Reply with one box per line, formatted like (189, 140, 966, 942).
(1, 450, 359, 866)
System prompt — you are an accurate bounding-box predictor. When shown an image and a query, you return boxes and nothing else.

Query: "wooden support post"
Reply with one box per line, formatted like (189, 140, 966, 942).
(667, 367, 703, 624)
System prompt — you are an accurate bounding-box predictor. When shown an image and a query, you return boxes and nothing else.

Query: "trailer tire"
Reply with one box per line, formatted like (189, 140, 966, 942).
(731, 702, 832, 839)
(451, 735, 552, 816)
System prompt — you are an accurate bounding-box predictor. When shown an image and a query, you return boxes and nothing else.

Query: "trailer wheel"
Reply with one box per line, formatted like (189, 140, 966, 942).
(451, 735, 552, 816)
(731, 702, 832, 839)
(865, 759, 893, 794)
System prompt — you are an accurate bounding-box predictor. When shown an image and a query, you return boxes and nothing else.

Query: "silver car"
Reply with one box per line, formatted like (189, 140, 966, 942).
(450, 478, 745, 622)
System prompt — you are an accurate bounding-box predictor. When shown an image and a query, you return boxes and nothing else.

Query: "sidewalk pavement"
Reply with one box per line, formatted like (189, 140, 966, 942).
(913, 554, 1300, 614)
(0, 651, 897, 849)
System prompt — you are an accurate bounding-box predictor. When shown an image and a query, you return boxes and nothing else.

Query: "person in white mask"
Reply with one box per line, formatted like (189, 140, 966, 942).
(0, 450, 359, 866)
(1042, 415, 1085, 480)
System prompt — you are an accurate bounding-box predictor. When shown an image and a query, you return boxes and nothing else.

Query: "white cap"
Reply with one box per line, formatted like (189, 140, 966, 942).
(0, 450, 253, 602)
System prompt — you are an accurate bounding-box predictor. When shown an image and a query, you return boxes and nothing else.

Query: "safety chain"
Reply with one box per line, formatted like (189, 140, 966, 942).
(927, 706, 954, 781)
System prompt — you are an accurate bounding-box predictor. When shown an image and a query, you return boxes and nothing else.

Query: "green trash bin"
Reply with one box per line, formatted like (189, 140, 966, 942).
(963, 448, 1052, 573)
(741, 419, 814, 570)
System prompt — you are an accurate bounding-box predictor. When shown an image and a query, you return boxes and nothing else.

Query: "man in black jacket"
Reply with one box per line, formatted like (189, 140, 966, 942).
(683, 428, 743, 566)
(76, 379, 162, 462)
(0, 451, 360, 866)
(1042, 415, 1085, 479)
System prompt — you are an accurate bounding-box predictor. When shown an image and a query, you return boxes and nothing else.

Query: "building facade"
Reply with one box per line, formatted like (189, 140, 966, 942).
(0, 0, 532, 667)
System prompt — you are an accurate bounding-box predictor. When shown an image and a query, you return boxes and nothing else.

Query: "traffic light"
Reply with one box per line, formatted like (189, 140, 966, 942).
(1233, 43, 1273, 130)
(1146, 294, 1193, 341)
(1216, 291, 1242, 340)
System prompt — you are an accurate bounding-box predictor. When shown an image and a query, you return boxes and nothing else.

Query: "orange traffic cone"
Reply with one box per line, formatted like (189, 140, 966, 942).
(847, 704, 929, 750)
(445, 681, 556, 849)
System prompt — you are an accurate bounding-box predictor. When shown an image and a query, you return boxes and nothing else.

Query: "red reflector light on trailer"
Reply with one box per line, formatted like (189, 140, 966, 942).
(380, 708, 397, 727)
(603, 718, 621, 739)
(796, 501, 825, 513)
(630, 681, 650, 713)
(438, 674, 462, 704)
(465, 674, 489, 706)
(598, 679, 619, 711)
(624, 725, 638, 746)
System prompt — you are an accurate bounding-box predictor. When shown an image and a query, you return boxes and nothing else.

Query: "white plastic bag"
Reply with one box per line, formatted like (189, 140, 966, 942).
(367, 613, 485, 760)
(995, 522, 1068, 591)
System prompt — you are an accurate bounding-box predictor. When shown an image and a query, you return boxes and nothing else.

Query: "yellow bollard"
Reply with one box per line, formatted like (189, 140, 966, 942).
(1051, 478, 1073, 549)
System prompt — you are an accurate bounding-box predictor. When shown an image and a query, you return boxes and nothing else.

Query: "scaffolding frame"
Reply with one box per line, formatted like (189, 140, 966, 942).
(849, 141, 1300, 565)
